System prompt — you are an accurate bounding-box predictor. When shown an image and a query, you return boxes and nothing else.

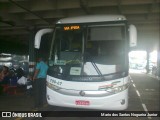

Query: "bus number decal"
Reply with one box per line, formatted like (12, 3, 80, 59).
(49, 79, 62, 86)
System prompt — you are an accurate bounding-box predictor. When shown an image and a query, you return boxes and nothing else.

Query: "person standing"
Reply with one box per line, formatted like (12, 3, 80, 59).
(0, 66, 9, 81)
(32, 56, 48, 109)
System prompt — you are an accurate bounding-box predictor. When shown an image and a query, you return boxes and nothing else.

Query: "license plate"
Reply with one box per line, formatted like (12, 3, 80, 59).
(75, 100, 90, 105)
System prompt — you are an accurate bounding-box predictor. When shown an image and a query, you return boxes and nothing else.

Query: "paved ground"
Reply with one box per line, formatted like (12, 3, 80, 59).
(0, 72, 159, 120)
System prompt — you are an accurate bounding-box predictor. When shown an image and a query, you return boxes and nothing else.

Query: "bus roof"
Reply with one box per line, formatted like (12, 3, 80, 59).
(56, 15, 126, 24)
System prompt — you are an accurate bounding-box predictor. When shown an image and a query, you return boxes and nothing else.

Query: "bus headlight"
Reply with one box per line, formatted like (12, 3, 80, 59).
(47, 82, 61, 90)
(99, 83, 129, 94)
(112, 83, 130, 93)
(113, 85, 126, 93)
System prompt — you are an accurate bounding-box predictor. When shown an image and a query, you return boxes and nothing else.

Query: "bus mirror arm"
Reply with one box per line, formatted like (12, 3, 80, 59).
(34, 28, 53, 49)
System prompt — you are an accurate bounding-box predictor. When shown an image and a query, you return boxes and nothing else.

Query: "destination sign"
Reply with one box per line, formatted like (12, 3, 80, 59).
(64, 25, 80, 30)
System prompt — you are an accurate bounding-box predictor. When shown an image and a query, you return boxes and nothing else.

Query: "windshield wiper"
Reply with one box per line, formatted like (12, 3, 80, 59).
(84, 52, 104, 79)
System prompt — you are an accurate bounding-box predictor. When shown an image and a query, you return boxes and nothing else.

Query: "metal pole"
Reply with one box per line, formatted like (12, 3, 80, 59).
(146, 49, 150, 74)
(158, 35, 160, 77)
(28, 27, 36, 76)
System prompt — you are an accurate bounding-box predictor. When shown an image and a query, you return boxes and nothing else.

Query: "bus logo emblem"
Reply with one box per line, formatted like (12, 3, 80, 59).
(79, 91, 85, 96)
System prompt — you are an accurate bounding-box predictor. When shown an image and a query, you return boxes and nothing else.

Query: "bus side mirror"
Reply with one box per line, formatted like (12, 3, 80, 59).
(34, 28, 53, 49)
(129, 25, 137, 47)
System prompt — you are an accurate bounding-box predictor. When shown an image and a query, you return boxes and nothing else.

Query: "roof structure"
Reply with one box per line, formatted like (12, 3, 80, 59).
(0, 0, 159, 53)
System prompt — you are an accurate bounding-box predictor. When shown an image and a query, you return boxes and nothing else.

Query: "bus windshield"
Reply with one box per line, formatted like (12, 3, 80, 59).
(49, 23, 126, 77)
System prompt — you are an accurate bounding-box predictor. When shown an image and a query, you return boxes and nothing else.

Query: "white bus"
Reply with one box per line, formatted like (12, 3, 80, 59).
(35, 15, 137, 110)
